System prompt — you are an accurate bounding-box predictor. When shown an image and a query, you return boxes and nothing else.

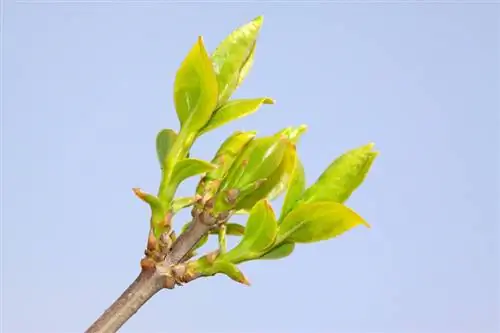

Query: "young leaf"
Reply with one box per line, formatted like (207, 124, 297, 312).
(263, 125, 307, 202)
(218, 134, 288, 195)
(279, 124, 308, 144)
(237, 41, 255, 87)
(174, 36, 218, 132)
(259, 243, 295, 260)
(280, 158, 306, 219)
(223, 200, 278, 263)
(235, 139, 295, 210)
(276, 202, 370, 244)
(299, 142, 378, 205)
(209, 260, 251, 286)
(172, 196, 197, 213)
(197, 131, 256, 196)
(224, 223, 246, 236)
(212, 16, 263, 104)
(132, 188, 166, 238)
(171, 159, 216, 189)
(156, 129, 177, 169)
(235, 136, 287, 188)
(199, 98, 274, 136)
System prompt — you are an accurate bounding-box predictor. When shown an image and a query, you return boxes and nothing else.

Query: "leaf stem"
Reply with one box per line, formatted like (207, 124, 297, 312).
(218, 224, 227, 254)
(157, 130, 197, 205)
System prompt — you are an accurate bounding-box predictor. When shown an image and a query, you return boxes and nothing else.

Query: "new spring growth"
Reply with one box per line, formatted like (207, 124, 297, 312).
(213, 132, 292, 212)
(196, 131, 257, 198)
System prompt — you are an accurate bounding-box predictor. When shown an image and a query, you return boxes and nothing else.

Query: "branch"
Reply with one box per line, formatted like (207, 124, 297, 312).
(85, 206, 223, 333)
(85, 270, 165, 333)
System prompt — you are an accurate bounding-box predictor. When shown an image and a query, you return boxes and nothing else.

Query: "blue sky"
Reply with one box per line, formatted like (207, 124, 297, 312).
(2, 2, 499, 333)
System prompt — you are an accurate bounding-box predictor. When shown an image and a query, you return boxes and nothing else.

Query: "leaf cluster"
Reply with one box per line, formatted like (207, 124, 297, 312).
(135, 16, 378, 285)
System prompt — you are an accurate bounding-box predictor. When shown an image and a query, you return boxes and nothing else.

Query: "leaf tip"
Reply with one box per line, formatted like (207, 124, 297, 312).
(239, 275, 251, 286)
(263, 97, 275, 105)
(253, 15, 264, 26)
(366, 142, 376, 150)
(132, 187, 145, 199)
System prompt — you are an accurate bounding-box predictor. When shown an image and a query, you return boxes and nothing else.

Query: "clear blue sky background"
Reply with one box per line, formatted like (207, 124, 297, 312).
(2, 2, 499, 333)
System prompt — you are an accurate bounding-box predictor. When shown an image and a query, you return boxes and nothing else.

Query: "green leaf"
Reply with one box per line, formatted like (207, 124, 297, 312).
(225, 223, 246, 236)
(276, 202, 370, 244)
(218, 134, 288, 195)
(237, 41, 255, 87)
(235, 139, 295, 210)
(279, 124, 308, 145)
(212, 16, 263, 104)
(174, 36, 218, 132)
(156, 129, 177, 169)
(259, 243, 295, 260)
(197, 131, 256, 196)
(206, 260, 250, 285)
(235, 136, 287, 188)
(267, 141, 299, 201)
(199, 98, 274, 136)
(171, 158, 216, 188)
(224, 200, 278, 263)
(132, 188, 167, 238)
(280, 158, 306, 220)
(265, 125, 308, 202)
(172, 196, 196, 213)
(299, 142, 378, 205)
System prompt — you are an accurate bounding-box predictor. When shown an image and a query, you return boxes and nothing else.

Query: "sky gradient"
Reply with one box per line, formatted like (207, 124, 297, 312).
(2, 2, 499, 333)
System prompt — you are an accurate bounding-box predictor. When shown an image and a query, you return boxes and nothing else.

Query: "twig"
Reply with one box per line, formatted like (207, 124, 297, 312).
(85, 207, 222, 333)
(84, 270, 164, 333)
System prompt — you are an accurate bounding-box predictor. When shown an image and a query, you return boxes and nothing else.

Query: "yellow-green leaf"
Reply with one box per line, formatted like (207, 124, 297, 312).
(156, 129, 177, 169)
(197, 131, 256, 196)
(219, 134, 287, 194)
(224, 223, 246, 236)
(211, 260, 250, 285)
(212, 16, 263, 104)
(277, 202, 370, 244)
(172, 196, 196, 213)
(259, 242, 295, 260)
(171, 158, 216, 189)
(224, 200, 277, 263)
(299, 142, 378, 205)
(174, 36, 218, 132)
(280, 158, 306, 220)
(199, 98, 274, 136)
(234, 139, 294, 211)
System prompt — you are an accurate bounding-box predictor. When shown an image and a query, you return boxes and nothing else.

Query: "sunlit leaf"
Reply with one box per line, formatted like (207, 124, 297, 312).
(171, 158, 216, 189)
(277, 202, 370, 244)
(197, 131, 256, 196)
(172, 196, 196, 213)
(218, 135, 288, 195)
(259, 242, 295, 260)
(174, 36, 218, 132)
(212, 16, 263, 104)
(223, 200, 277, 263)
(299, 142, 378, 205)
(280, 158, 306, 220)
(156, 129, 177, 169)
(199, 98, 274, 136)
